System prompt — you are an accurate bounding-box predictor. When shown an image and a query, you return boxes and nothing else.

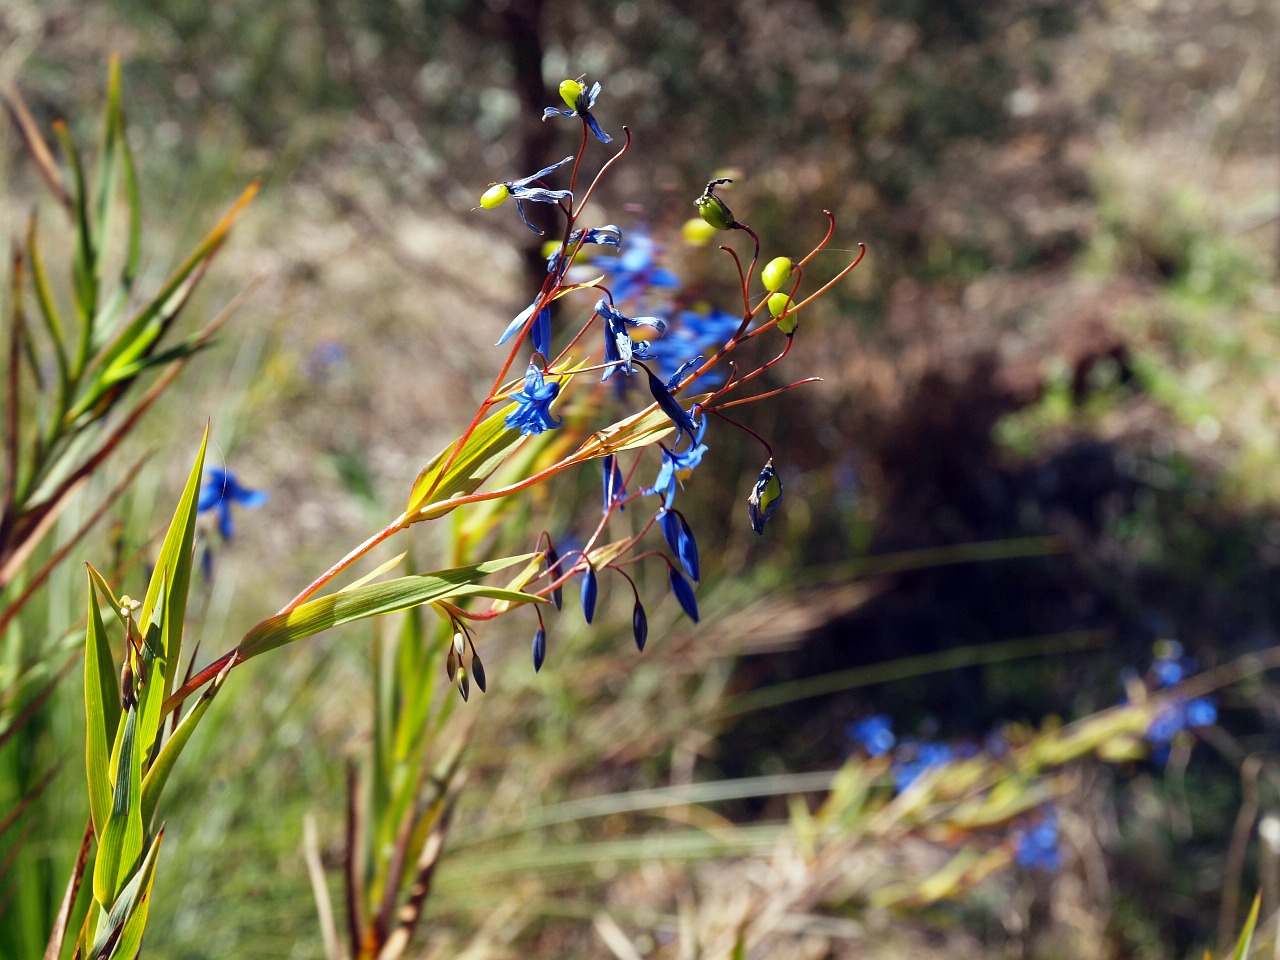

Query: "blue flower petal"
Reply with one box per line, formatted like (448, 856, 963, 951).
(668, 568, 698, 623)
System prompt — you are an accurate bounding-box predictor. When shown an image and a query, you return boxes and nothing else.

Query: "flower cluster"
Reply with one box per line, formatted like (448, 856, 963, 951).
(1133, 640, 1217, 762)
(472, 76, 863, 684)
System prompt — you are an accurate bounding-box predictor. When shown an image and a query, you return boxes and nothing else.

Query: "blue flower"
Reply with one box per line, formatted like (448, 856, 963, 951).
(668, 567, 699, 622)
(649, 416, 709, 509)
(596, 299, 666, 381)
(848, 715, 896, 757)
(580, 564, 598, 624)
(497, 299, 553, 356)
(647, 308, 740, 388)
(593, 229, 680, 303)
(197, 468, 268, 541)
(602, 454, 626, 514)
(482, 156, 575, 234)
(504, 364, 562, 436)
(1014, 811, 1062, 872)
(544, 78, 613, 144)
(892, 741, 953, 792)
(659, 508, 700, 582)
(547, 225, 622, 276)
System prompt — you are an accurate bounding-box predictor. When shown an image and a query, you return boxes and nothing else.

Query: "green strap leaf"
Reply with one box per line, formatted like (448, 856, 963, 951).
(238, 556, 540, 661)
(92, 707, 144, 907)
(84, 573, 120, 837)
(139, 428, 207, 704)
(406, 407, 525, 521)
(88, 824, 164, 959)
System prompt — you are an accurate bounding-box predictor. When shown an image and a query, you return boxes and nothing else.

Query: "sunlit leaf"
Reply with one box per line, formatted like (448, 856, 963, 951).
(84, 573, 120, 836)
(238, 556, 541, 661)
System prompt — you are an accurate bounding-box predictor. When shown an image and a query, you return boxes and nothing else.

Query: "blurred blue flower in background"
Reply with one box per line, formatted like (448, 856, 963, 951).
(1014, 810, 1062, 872)
(594, 229, 680, 303)
(198, 468, 268, 541)
(892, 741, 953, 792)
(848, 714, 896, 757)
(648, 308, 740, 388)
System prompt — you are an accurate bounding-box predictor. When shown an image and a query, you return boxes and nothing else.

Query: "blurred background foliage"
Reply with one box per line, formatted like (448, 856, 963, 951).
(3, 0, 1280, 956)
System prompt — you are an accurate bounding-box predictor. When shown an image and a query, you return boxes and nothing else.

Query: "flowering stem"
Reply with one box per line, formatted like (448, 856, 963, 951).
(704, 407, 774, 460)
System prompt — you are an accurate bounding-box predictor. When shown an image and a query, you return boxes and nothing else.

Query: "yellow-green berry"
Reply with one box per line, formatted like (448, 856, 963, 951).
(681, 217, 718, 246)
(480, 183, 510, 209)
(767, 292, 793, 317)
(559, 79, 584, 110)
(761, 256, 793, 293)
(768, 293, 798, 333)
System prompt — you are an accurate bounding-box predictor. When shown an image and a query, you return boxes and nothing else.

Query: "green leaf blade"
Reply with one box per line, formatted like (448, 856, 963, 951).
(84, 572, 120, 837)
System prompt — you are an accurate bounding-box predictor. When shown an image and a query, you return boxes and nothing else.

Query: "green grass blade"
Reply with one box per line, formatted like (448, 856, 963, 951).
(139, 428, 207, 702)
(91, 57, 122, 288)
(92, 707, 144, 907)
(238, 556, 538, 661)
(1229, 893, 1261, 960)
(133, 584, 169, 780)
(84, 573, 120, 836)
(51, 121, 97, 369)
(26, 215, 71, 411)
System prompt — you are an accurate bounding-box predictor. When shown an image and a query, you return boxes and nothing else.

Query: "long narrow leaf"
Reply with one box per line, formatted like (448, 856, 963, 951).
(84, 578, 120, 835)
(92, 707, 144, 907)
(238, 556, 538, 661)
(88, 824, 164, 959)
(88, 182, 257, 388)
(139, 428, 207, 702)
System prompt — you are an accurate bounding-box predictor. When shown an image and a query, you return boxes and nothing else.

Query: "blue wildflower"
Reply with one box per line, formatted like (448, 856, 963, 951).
(547, 225, 622, 276)
(596, 299, 666, 381)
(632, 600, 648, 651)
(649, 416, 709, 509)
(532, 624, 547, 672)
(1186, 697, 1217, 727)
(1015, 811, 1062, 872)
(197, 468, 268, 541)
(892, 741, 952, 792)
(481, 156, 575, 234)
(647, 308, 740, 388)
(602, 455, 626, 514)
(668, 567, 699, 623)
(659, 508, 699, 582)
(496, 299, 553, 357)
(544, 78, 613, 144)
(848, 715, 896, 757)
(593, 229, 680, 303)
(580, 564, 598, 624)
(504, 364, 562, 436)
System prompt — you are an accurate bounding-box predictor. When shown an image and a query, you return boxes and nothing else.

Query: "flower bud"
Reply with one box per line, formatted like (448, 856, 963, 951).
(480, 184, 510, 209)
(559, 78, 584, 110)
(761, 257, 793, 293)
(748, 460, 783, 535)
